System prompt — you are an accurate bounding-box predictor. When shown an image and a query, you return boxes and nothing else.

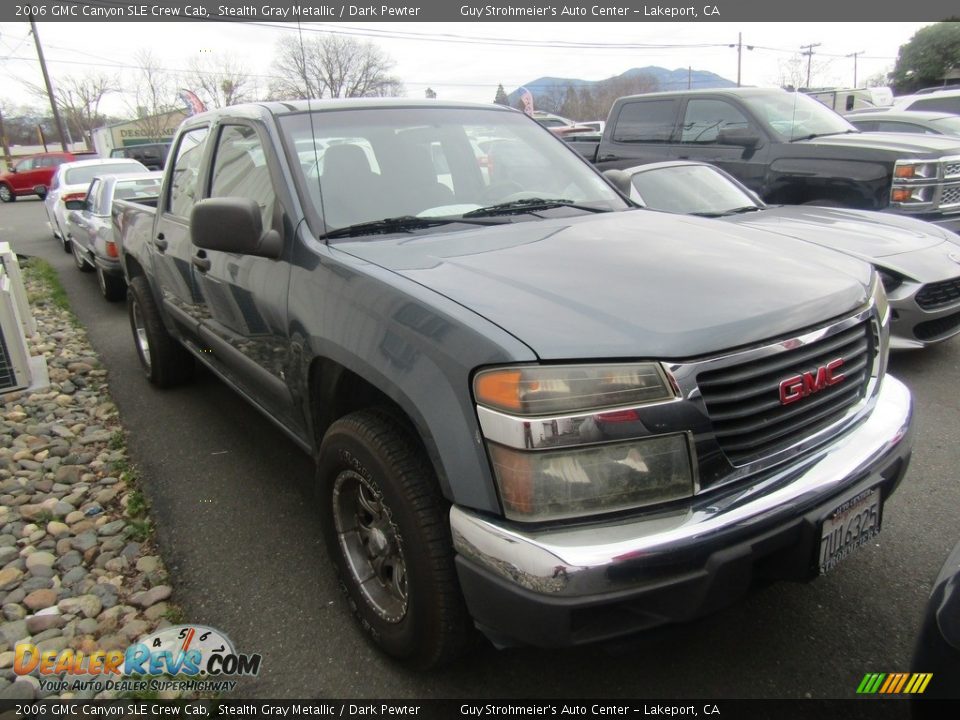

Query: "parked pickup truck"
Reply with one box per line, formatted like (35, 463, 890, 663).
(571, 87, 960, 233)
(115, 100, 914, 667)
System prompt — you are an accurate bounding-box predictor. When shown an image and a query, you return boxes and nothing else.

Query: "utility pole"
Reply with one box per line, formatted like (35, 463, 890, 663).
(728, 33, 754, 87)
(687, 66, 691, 90)
(29, 13, 69, 152)
(801, 43, 822, 89)
(0, 108, 11, 169)
(846, 51, 865, 87)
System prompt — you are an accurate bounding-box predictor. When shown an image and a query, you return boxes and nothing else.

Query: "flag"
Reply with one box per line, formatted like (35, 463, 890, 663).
(519, 87, 534, 116)
(178, 89, 207, 116)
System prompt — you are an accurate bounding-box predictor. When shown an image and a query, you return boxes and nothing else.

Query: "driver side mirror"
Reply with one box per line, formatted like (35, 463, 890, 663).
(718, 127, 761, 148)
(191, 197, 282, 260)
(64, 199, 85, 211)
(602, 169, 634, 198)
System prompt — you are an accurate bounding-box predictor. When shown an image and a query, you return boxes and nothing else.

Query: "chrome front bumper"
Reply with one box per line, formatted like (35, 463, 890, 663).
(451, 376, 913, 644)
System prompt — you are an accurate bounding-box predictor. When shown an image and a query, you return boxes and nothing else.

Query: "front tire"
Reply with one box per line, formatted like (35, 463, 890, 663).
(0, 184, 14, 203)
(317, 409, 472, 668)
(127, 275, 194, 387)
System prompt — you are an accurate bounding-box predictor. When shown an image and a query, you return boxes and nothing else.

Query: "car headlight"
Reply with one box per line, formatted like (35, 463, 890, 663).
(474, 363, 694, 521)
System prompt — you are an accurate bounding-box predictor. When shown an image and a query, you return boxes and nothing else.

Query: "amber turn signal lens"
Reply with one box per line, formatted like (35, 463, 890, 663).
(891, 188, 912, 202)
(893, 166, 915, 179)
(474, 370, 523, 412)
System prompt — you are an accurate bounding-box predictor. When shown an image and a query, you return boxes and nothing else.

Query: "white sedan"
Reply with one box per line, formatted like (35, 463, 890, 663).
(45, 158, 147, 251)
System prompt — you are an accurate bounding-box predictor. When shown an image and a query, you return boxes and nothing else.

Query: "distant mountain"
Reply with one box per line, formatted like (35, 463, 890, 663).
(506, 66, 736, 109)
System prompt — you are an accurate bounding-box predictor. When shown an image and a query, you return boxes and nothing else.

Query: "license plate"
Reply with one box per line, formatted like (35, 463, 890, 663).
(819, 488, 882, 575)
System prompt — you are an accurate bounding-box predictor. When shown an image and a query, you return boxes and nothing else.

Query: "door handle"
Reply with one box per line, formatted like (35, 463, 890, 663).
(192, 254, 211, 273)
(154, 233, 168, 252)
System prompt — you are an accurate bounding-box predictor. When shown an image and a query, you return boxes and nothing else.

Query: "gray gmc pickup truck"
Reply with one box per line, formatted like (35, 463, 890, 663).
(115, 100, 914, 667)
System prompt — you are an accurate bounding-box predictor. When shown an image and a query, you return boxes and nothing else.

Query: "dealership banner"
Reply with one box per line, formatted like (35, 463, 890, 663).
(3, 0, 960, 22)
(0, 699, 958, 716)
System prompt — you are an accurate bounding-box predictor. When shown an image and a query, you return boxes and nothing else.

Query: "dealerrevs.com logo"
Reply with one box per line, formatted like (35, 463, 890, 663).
(13, 625, 261, 694)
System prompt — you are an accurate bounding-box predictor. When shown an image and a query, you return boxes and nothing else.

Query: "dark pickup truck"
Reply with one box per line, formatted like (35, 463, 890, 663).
(115, 99, 913, 667)
(571, 87, 960, 233)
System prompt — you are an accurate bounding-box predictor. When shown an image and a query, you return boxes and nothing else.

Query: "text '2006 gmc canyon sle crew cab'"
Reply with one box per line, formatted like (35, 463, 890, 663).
(115, 99, 914, 667)
(569, 87, 960, 233)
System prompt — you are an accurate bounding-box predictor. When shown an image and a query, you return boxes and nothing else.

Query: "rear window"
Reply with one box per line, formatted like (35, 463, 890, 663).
(612, 100, 678, 143)
(65, 163, 145, 185)
(906, 97, 960, 114)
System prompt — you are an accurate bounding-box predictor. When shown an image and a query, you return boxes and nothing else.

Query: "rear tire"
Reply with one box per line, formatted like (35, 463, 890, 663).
(0, 184, 14, 203)
(97, 266, 126, 302)
(127, 275, 194, 387)
(72, 241, 93, 273)
(317, 409, 473, 668)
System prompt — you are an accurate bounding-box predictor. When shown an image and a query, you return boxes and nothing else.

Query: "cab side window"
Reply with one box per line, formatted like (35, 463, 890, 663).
(681, 100, 750, 144)
(168, 127, 210, 218)
(209, 125, 276, 231)
(612, 100, 678, 143)
(15, 158, 35, 172)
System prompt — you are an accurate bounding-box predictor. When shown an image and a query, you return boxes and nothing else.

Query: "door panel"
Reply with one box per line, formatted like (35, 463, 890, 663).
(190, 123, 294, 424)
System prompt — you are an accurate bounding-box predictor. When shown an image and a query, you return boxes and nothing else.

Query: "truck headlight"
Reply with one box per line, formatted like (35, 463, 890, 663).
(474, 363, 674, 416)
(487, 434, 694, 522)
(893, 161, 937, 180)
(474, 363, 694, 521)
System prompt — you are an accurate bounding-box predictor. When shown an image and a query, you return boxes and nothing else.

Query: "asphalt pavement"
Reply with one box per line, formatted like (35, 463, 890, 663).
(3, 196, 958, 700)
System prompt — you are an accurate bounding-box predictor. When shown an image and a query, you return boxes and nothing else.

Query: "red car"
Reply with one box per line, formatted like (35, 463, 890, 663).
(0, 151, 95, 202)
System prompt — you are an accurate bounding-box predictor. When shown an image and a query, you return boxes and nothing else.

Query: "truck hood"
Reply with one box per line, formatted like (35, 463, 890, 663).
(722, 206, 952, 259)
(335, 211, 872, 360)
(801, 131, 960, 156)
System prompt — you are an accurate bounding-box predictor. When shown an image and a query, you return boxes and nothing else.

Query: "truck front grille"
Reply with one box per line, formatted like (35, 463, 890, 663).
(940, 185, 960, 208)
(916, 277, 960, 310)
(697, 319, 873, 466)
(944, 160, 960, 179)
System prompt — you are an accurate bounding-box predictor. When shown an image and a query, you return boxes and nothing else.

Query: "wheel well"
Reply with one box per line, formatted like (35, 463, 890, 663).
(308, 358, 418, 451)
(124, 254, 146, 281)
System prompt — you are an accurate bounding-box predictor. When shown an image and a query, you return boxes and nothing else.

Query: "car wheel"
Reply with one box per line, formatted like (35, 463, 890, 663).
(97, 266, 126, 302)
(61, 232, 72, 254)
(317, 409, 472, 668)
(34, 185, 47, 200)
(71, 240, 93, 272)
(127, 275, 194, 387)
(0, 184, 14, 203)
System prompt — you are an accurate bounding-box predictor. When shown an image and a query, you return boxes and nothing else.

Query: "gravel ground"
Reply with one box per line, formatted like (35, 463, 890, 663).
(0, 260, 178, 700)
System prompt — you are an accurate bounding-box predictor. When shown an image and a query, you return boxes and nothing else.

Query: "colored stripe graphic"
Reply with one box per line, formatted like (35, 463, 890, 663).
(857, 672, 932, 694)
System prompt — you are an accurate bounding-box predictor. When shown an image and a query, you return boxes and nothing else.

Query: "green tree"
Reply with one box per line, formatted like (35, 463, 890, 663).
(493, 84, 509, 106)
(891, 21, 960, 93)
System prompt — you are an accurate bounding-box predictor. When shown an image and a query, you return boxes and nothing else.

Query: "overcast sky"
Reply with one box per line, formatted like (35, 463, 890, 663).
(0, 21, 935, 115)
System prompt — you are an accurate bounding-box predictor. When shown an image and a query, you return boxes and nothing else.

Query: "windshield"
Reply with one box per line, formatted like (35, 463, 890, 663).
(630, 165, 758, 215)
(742, 92, 857, 141)
(930, 116, 960, 136)
(65, 163, 145, 185)
(279, 106, 628, 236)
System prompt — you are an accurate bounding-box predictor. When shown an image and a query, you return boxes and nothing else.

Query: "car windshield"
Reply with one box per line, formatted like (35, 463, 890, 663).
(279, 106, 628, 236)
(65, 163, 145, 185)
(930, 116, 960, 135)
(630, 165, 759, 215)
(742, 92, 857, 141)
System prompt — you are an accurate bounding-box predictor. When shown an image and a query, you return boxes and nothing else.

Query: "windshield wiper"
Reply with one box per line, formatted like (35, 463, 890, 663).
(790, 129, 858, 142)
(691, 205, 761, 218)
(462, 198, 610, 218)
(322, 215, 505, 239)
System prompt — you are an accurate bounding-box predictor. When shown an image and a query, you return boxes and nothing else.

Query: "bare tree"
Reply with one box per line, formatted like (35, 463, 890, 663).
(125, 49, 181, 141)
(775, 53, 835, 89)
(186, 55, 253, 109)
(270, 34, 403, 100)
(24, 72, 115, 148)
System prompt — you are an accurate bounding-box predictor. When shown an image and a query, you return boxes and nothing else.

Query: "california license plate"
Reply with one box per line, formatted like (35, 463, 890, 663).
(819, 488, 882, 575)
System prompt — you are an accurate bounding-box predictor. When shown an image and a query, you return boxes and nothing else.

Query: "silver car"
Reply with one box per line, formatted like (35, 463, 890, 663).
(64, 172, 162, 301)
(620, 161, 960, 349)
(44, 158, 147, 251)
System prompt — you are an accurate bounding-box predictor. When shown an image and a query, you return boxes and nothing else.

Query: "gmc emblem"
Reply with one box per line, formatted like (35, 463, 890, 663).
(779, 358, 845, 406)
